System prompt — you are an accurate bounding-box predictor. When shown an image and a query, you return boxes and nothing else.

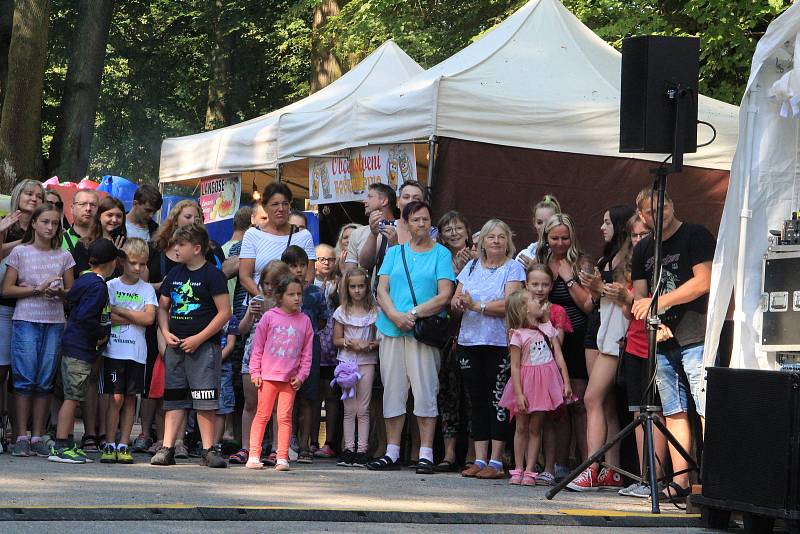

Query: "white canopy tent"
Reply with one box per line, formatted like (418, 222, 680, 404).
(158, 40, 423, 186)
(704, 2, 800, 371)
(350, 0, 738, 171)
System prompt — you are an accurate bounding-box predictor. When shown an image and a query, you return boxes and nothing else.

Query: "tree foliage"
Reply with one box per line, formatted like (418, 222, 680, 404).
(0, 0, 790, 188)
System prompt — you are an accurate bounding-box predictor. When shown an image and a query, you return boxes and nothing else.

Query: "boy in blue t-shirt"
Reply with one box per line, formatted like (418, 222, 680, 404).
(151, 224, 231, 468)
(281, 245, 329, 463)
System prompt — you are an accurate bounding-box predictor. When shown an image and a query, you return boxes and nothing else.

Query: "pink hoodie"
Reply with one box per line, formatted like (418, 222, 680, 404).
(249, 307, 314, 383)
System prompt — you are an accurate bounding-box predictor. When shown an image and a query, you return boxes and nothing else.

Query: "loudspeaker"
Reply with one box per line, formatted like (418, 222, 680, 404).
(703, 368, 800, 511)
(620, 36, 699, 154)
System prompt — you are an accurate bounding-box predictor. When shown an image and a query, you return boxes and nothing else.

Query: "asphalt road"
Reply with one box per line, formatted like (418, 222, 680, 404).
(0, 452, 703, 529)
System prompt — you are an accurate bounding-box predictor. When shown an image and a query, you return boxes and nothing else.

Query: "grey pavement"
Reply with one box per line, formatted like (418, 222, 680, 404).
(0, 453, 701, 528)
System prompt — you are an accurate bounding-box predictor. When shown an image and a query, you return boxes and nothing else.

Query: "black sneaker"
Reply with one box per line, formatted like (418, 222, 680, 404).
(200, 447, 228, 468)
(416, 458, 435, 475)
(352, 452, 371, 468)
(366, 455, 400, 471)
(150, 447, 176, 466)
(336, 449, 354, 467)
(298, 449, 314, 464)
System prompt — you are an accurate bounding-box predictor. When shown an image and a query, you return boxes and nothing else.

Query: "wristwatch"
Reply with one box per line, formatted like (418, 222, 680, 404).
(410, 308, 418, 317)
(565, 278, 576, 288)
(32, 287, 41, 297)
(479, 302, 486, 315)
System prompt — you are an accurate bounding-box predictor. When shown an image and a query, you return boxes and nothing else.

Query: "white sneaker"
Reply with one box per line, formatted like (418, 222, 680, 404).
(275, 459, 290, 471)
(620, 481, 664, 498)
(245, 458, 263, 470)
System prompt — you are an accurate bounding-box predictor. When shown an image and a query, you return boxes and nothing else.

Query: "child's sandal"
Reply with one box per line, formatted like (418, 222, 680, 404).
(509, 469, 523, 485)
(522, 471, 537, 486)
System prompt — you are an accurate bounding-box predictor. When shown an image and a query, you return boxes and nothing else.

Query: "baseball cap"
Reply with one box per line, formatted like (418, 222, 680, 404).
(88, 238, 127, 265)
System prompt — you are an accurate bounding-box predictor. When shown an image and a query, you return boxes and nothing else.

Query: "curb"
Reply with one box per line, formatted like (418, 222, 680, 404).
(0, 506, 704, 526)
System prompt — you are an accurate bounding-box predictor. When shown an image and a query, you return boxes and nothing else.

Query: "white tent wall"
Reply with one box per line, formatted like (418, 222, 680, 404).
(158, 41, 423, 186)
(704, 3, 800, 372)
(350, 0, 738, 172)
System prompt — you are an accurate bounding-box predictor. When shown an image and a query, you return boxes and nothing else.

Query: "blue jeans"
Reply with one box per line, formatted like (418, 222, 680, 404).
(655, 343, 705, 417)
(11, 321, 64, 396)
(217, 360, 235, 415)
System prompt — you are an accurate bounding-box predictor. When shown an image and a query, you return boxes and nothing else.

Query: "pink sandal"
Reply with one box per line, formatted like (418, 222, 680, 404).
(508, 469, 523, 485)
(522, 471, 537, 486)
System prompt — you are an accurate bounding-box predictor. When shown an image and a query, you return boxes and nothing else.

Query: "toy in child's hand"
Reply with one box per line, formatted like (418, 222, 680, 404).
(331, 360, 362, 400)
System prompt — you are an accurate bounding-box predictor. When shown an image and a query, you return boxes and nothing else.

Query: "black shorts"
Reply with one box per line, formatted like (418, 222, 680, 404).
(100, 357, 145, 396)
(297, 343, 321, 401)
(584, 307, 600, 350)
(563, 326, 589, 380)
(622, 352, 660, 411)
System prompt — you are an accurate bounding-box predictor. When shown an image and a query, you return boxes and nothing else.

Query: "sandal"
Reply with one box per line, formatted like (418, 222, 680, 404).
(522, 471, 537, 486)
(509, 469, 523, 485)
(228, 448, 248, 465)
(434, 460, 458, 473)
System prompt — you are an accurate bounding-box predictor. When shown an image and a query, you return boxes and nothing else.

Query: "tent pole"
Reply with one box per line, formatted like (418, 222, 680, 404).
(730, 86, 759, 368)
(426, 135, 437, 198)
(276, 164, 282, 183)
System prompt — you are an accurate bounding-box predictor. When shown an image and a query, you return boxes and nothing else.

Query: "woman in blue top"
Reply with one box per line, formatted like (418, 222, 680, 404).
(367, 201, 455, 475)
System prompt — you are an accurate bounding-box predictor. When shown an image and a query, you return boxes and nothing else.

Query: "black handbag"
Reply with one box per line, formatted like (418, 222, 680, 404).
(400, 244, 451, 349)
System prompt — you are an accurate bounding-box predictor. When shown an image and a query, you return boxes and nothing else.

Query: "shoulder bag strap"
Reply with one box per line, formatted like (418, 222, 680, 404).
(65, 229, 77, 255)
(286, 224, 296, 248)
(160, 250, 167, 281)
(400, 244, 418, 307)
(531, 325, 554, 352)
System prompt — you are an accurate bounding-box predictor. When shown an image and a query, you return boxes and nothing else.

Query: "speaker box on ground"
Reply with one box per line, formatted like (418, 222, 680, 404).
(703, 367, 800, 511)
(620, 35, 699, 154)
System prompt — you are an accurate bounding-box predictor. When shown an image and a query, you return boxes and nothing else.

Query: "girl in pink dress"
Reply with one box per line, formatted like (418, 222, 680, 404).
(499, 289, 571, 486)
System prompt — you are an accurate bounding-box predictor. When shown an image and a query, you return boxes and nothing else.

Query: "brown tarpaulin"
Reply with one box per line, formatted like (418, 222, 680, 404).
(432, 137, 730, 257)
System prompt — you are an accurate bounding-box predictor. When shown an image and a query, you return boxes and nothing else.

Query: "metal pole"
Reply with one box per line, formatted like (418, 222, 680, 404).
(276, 163, 282, 183)
(426, 136, 437, 201)
(730, 87, 758, 368)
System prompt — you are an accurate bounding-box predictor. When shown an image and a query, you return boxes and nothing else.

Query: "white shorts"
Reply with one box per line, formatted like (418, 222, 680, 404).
(379, 335, 441, 418)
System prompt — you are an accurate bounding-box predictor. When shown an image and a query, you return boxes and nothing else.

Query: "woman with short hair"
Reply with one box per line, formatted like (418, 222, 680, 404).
(367, 201, 454, 475)
(453, 218, 525, 480)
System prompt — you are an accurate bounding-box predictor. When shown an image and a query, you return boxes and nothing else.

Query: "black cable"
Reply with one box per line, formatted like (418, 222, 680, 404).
(696, 120, 717, 148)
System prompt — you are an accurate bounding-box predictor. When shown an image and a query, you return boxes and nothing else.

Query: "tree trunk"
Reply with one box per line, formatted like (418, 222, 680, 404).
(0, 0, 51, 189)
(0, 0, 14, 111)
(204, 0, 234, 130)
(310, 0, 343, 93)
(47, 0, 115, 181)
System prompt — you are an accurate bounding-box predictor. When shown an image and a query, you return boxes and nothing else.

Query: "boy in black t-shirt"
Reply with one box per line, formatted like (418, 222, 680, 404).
(631, 188, 715, 500)
(151, 224, 231, 468)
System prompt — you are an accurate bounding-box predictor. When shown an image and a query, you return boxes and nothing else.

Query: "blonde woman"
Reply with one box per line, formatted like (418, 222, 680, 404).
(534, 213, 593, 474)
(453, 219, 525, 480)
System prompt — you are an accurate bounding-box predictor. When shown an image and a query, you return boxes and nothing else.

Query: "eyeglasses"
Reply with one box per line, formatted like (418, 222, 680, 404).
(631, 232, 650, 239)
(74, 201, 98, 209)
(318, 257, 336, 264)
(442, 225, 466, 235)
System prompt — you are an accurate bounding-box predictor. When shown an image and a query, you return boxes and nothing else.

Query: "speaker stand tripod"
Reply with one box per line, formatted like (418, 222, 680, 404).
(546, 85, 700, 513)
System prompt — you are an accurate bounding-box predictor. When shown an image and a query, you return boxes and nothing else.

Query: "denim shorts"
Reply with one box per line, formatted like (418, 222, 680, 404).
(655, 343, 705, 417)
(11, 321, 64, 396)
(217, 360, 235, 415)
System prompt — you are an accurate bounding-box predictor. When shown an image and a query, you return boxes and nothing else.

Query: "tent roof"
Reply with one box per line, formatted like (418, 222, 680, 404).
(158, 40, 423, 183)
(351, 0, 738, 170)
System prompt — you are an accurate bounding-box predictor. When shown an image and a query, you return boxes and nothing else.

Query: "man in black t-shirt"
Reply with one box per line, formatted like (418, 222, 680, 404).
(631, 187, 715, 499)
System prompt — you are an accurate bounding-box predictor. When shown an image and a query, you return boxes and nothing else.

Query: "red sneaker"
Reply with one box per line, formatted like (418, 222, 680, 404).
(566, 466, 599, 492)
(597, 467, 624, 489)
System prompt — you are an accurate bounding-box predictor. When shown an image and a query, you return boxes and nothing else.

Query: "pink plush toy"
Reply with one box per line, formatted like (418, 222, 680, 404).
(331, 360, 362, 400)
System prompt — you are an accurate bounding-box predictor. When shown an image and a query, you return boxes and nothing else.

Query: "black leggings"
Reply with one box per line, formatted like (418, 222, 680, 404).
(457, 344, 510, 443)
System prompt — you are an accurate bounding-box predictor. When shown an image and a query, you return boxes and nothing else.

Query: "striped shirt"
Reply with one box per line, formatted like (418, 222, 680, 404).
(549, 277, 587, 330)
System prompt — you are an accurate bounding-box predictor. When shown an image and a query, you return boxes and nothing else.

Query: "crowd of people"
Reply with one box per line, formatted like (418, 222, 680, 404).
(0, 176, 714, 502)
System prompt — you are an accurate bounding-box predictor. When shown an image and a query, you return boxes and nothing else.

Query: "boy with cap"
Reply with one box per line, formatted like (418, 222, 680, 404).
(49, 239, 123, 463)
